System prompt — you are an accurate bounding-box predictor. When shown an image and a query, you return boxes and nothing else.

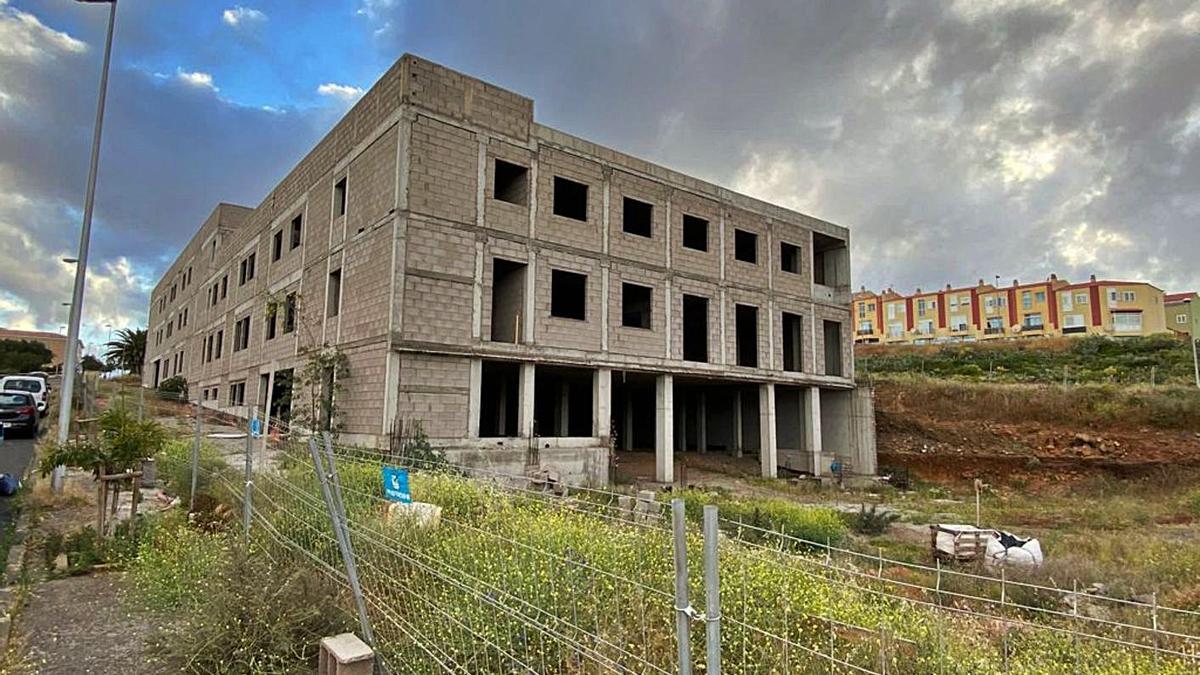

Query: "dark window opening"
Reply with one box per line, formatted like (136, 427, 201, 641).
(622, 197, 653, 238)
(220, 275, 228, 299)
(327, 269, 342, 318)
(490, 258, 527, 343)
(736, 304, 758, 367)
(813, 232, 849, 287)
(493, 159, 529, 205)
(334, 177, 347, 217)
(272, 230, 283, 261)
(621, 283, 652, 329)
(823, 319, 843, 377)
(214, 330, 224, 359)
(550, 270, 586, 321)
(265, 308, 277, 340)
(534, 366, 593, 437)
(233, 316, 250, 352)
(682, 215, 708, 251)
(229, 381, 246, 407)
(780, 242, 800, 274)
(283, 293, 297, 334)
(735, 229, 758, 264)
(552, 176, 588, 221)
(682, 294, 708, 363)
(782, 312, 803, 372)
(479, 361, 520, 438)
(258, 373, 270, 409)
(270, 369, 293, 424)
(290, 214, 303, 250)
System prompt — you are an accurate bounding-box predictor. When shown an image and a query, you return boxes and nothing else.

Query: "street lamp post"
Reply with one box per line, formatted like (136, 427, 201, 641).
(53, 0, 118, 491)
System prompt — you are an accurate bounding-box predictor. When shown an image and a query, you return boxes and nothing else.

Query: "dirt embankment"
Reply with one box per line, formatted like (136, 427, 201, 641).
(873, 380, 1200, 486)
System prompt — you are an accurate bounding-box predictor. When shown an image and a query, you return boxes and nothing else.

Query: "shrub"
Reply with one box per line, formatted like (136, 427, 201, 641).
(147, 547, 350, 673)
(676, 489, 848, 546)
(155, 438, 233, 501)
(157, 375, 188, 400)
(846, 503, 900, 536)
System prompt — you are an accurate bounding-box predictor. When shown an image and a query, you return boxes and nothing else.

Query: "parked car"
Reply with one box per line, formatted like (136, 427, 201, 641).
(25, 371, 51, 393)
(0, 392, 39, 437)
(0, 376, 47, 416)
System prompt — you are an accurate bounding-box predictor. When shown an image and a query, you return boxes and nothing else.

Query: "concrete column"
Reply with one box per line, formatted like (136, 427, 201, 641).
(557, 381, 570, 436)
(655, 374, 674, 483)
(697, 391, 707, 453)
(467, 358, 482, 438)
(803, 386, 823, 476)
(733, 389, 744, 457)
(675, 390, 686, 453)
(518, 363, 535, 438)
(759, 383, 778, 478)
(496, 381, 508, 436)
(593, 368, 612, 439)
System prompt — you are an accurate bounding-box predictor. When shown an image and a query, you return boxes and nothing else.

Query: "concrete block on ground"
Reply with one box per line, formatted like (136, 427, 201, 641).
(319, 633, 374, 675)
(386, 501, 443, 529)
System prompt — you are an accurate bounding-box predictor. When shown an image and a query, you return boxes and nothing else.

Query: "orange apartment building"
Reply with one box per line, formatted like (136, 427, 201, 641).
(853, 274, 1168, 345)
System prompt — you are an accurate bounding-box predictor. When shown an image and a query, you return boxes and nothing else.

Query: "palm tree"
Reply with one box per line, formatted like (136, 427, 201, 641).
(104, 327, 147, 375)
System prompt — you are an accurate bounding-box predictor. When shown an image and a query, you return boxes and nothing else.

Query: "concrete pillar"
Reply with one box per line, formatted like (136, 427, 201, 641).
(655, 374, 674, 483)
(467, 358, 482, 438)
(675, 390, 686, 453)
(557, 381, 570, 436)
(759, 383, 778, 478)
(733, 389, 744, 457)
(497, 381, 508, 436)
(804, 386, 823, 476)
(518, 363, 535, 438)
(697, 391, 707, 453)
(593, 368, 611, 439)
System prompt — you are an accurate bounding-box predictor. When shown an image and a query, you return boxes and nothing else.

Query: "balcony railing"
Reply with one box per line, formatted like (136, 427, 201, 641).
(984, 327, 1005, 335)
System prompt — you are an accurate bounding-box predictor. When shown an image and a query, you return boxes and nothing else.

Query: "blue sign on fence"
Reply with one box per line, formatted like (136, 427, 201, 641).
(249, 417, 262, 438)
(382, 466, 411, 503)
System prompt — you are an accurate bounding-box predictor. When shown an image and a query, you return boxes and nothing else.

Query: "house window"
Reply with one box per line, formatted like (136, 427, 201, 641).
(734, 229, 757, 264)
(1113, 312, 1142, 332)
(917, 299, 927, 316)
(1076, 293, 1088, 304)
(290, 214, 303, 250)
(1023, 313, 1044, 329)
(1035, 291, 1046, 303)
(265, 307, 277, 340)
(229, 381, 246, 407)
(272, 230, 283, 261)
(735, 304, 758, 367)
(1022, 291, 1032, 309)
(220, 275, 228, 300)
(1178, 313, 1189, 325)
(239, 253, 256, 285)
(283, 293, 297, 333)
(327, 269, 342, 318)
(552, 176, 588, 221)
(233, 316, 250, 352)
(493, 160, 529, 205)
(214, 330, 224, 359)
(780, 242, 800, 274)
(1122, 291, 1136, 302)
(550, 270, 587, 320)
(621, 283, 652, 329)
(682, 215, 708, 251)
(622, 197, 653, 238)
(334, 177, 348, 217)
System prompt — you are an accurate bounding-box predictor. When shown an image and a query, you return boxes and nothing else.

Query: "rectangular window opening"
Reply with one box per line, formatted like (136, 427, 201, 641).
(780, 242, 801, 274)
(813, 232, 849, 287)
(334, 177, 348, 217)
(272, 230, 283, 261)
(552, 176, 588, 221)
(493, 159, 529, 206)
(550, 269, 587, 321)
(782, 312, 803, 372)
(734, 229, 758, 264)
(490, 258, 527, 343)
(327, 269, 342, 318)
(283, 293, 297, 333)
(290, 214, 303, 250)
(823, 320, 843, 377)
(479, 361, 520, 438)
(621, 283, 652, 329)
(622, 197, 653, 238)
(736, 304, 758, 367)
(682, 294, 708, 363)
(682, 215, 708, 251)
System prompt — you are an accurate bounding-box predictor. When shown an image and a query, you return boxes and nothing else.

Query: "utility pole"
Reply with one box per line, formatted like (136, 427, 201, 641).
(53, 0, 118, 490)
(1192, 337, 1199, 390)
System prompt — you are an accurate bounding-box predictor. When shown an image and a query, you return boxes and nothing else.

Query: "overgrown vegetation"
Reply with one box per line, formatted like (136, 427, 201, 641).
(675, 487, 849, 546)
(156, 375, 188, 400)
(858, 334, 1196, 385)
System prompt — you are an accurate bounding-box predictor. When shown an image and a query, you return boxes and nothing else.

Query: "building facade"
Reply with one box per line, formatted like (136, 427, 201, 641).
(143, 56, 873, 485)
(0, 328, 76, 370)
(1166, 292, 1199, 339)
(854, 275, 1168, 345)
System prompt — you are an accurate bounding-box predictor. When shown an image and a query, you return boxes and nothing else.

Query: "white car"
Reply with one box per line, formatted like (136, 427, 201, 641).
(0, 376, 47, 416)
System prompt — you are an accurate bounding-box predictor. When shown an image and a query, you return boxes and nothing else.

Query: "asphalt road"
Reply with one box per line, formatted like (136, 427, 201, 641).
(0, 433, 36, 530)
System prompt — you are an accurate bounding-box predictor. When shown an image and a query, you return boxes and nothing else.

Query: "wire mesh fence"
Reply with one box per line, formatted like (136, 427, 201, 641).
(130, 390, 1200, 674)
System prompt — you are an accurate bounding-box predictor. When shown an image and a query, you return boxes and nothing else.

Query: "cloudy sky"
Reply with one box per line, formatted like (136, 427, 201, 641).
(2, 0, 1198, 352)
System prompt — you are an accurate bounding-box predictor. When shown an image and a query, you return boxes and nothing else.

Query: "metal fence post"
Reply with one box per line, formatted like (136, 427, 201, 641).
(243, 406, 256, 540)
(310, 434, 375, 647)
(702, 504, 721, 675)
(671, 499, 693, 675)
(189, 400, 201, 512)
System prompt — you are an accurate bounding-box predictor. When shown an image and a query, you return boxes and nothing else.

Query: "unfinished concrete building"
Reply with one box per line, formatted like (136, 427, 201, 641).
(142, 55, 875, 485)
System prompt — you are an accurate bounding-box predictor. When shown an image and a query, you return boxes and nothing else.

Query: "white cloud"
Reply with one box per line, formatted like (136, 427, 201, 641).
(1052, 223, 1133, 268)
(177, 69, 218, 91)
(0, 2, 87, 62)
(221, 6, 266, 29)
(317, 82, 364, 101)
(357, 0, 398, 21)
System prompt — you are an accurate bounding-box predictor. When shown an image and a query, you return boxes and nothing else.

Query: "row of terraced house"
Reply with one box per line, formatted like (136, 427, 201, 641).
(853, 275, 1198, 345)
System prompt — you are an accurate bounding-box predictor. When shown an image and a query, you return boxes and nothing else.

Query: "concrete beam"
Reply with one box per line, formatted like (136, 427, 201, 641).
(655, 374, 673, 483)
(759, 383, 777, 478)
